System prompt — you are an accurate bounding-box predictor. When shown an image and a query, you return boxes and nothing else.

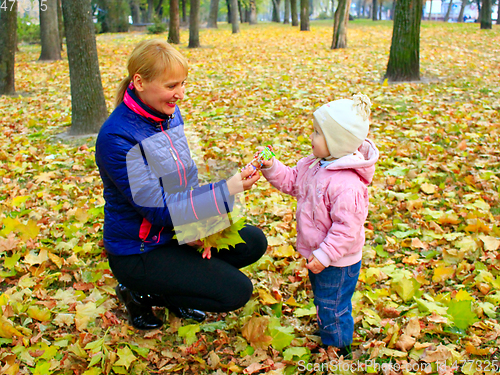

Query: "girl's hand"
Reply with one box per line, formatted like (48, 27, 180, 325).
(261, 159, 273, 169)
(202, 247, 212, 259)
(306, 254, 326, 274)
(226, 166, 260, 195)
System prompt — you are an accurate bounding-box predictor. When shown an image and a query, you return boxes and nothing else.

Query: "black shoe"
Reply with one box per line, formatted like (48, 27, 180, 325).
(336, 346, 352, 360)
(128, 289, 206, 322)
(115, 284, 163, 330)
(166, 305, 206, 322)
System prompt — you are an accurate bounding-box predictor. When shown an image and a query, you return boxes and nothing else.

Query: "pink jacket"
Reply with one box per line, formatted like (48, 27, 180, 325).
(261, 139, 379, 268)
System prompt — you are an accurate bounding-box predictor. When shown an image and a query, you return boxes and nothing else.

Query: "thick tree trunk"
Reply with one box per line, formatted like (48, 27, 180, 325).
(249, 0, 258, 24)
(230, 0, 240, 32)
(39, 0, 61, 61)
(284, 0, 291, 23)
(168, 0, 180, 44)
(189, 0, 200, 47)
(130, 0, 141, 23)
(480, 0, 492, 28)
(443, 0, 453, 21)
(332, 0, 351, 48)
(0, 0, 17, 95)
(208, 0, 219, 27)
(61, 0, 108, 135)
(372, 0, 378, 19)
(385, 0, 422, 82)
(291, 0, 299, 24)
(272, 0, 281, 22)
(300, 0, 310, 30)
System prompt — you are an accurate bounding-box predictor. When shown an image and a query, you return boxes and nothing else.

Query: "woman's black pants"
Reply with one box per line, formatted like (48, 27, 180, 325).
(107, 225, 267, 312)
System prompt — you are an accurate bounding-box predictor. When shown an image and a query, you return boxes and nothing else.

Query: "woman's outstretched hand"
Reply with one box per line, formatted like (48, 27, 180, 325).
(187, 239, 212, 259)
(226, 166, 261, 195)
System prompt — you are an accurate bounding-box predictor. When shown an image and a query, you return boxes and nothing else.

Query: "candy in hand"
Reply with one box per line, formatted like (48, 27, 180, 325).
(243, 145, 275, 178)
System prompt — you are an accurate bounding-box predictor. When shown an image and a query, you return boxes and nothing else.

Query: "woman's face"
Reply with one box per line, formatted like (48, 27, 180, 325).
(310, 118, 330, 159)
(133, 67, 187, 116)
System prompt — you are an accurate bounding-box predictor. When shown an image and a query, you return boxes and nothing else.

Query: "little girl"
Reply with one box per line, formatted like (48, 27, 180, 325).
(261, 94, 379, 358)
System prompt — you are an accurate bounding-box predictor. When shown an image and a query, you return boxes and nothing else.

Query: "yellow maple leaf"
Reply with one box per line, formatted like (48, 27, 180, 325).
(0, 315, 24, 339)
(27, 306, 52, 322)
(455, 289, 474, 302)
(273, 244, 295, 258)
(258, 289, 278, 305)
(241, 316, 272, 349)
(420, 182, 437, 195)
(432, 265, 455, 283)
(479, 235, 500, 251)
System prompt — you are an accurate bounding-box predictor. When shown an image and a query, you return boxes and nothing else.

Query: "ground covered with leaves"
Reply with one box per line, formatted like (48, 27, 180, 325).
(1, 20, 500, 375)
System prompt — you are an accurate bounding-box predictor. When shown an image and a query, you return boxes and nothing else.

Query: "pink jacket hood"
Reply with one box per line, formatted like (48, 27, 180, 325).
(262, 139, 379, 268)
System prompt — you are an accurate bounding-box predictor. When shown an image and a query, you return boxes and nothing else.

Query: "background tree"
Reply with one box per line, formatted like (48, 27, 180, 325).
(147, 0, 154, 21)
(372, 0, 378, 19)
(443, 0, 453, 21)
(168, 0, 181, 43)
(284, 0, 291, 23)
(98, 0, 130, 32)
(231, 0, 240, 32)
(480, 0, 492, 28)
(300, 0, 310, 30)
(227, 0, 232, 22)
(427, 0, 433, 19)
(497, 0, 500, 24)
(189, 0, 201, 47)
(385, 0, 422, 82)
(129, 0, 141, 23)
(181, 0, 187, 24)
(39, 0, 62, 61)
(272, 0, 282, 21)
(291, 0, 299, 25)
(332, 0, 351, 48)
(0, 0, 17, 96)
(458, 0, 467, 21)
(61, 0, 108, 135)
(57, 0, 64, 50)
(249, 0, 258, 23)
(208, 0, 219, 27)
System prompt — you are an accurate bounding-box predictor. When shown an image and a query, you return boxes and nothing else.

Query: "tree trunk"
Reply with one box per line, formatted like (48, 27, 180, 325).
(155, 0, 165, 17)
(168, 0, 180, 43)
(372, 0, 378, 19)
(130, 0, 141, 23)
(230, 0, 240, 32)
(361, 0, 367, 17)
(497, 0, 500, 24)
(457, 0, 466, 21)
(291, 0, 299, 24)
(284, 0, 291, 23)
(480, 0, 492, 28)
(443, 0, 453, 21)
(57, 0, 64, 51)
(208, 0, 219, 27)
(147, 0, 154, 22)
(181, 0, 187, 24)
(237, 0, 243, 22)
(189, 0, 201, 47)
(428, 0, 432, 20)
(390, 0, 395, 19)
(249, 0, 258, 24)
(385, 0, 422, 82)
(61, 0, 108, 135)
(272, 0, 281, 22)
(99, 0, 130, 32)
(39, 0, 62, 61)
(0, 0, 17, 95)
(300, 0, 309, 30)
(227, 0, 232, 22)
(332, 0, 351, 48)
(379, 0, 383, 19)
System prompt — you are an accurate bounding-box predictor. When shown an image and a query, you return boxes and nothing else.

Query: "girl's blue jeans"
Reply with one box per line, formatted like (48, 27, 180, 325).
(308, 261, 361, 348)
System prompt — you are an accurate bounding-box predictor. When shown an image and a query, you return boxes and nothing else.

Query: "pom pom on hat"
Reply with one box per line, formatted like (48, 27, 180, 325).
(313, 93, 371, 159)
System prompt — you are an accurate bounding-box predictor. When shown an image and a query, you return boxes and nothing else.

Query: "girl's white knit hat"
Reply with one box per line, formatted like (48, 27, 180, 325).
(313, 93, 371, 159)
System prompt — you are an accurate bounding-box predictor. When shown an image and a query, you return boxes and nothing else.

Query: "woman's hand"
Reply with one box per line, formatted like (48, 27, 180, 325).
(306, 254, 326, 274)
(187, 239, 212, 260)
(226, 166, 260, 195)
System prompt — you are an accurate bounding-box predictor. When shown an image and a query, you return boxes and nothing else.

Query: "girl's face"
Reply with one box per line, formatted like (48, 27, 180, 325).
(310, 119, 330, 159)
(133, 67, 187, 116)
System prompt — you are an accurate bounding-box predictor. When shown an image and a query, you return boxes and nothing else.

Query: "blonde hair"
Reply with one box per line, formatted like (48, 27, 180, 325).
(115, 39, 188, 108)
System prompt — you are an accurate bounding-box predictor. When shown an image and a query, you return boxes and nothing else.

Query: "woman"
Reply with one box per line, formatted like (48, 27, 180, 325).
(95, 39, 267, 330)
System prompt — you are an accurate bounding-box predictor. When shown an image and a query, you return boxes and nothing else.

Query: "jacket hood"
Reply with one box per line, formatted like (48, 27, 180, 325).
(321, 138, 378, 184)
